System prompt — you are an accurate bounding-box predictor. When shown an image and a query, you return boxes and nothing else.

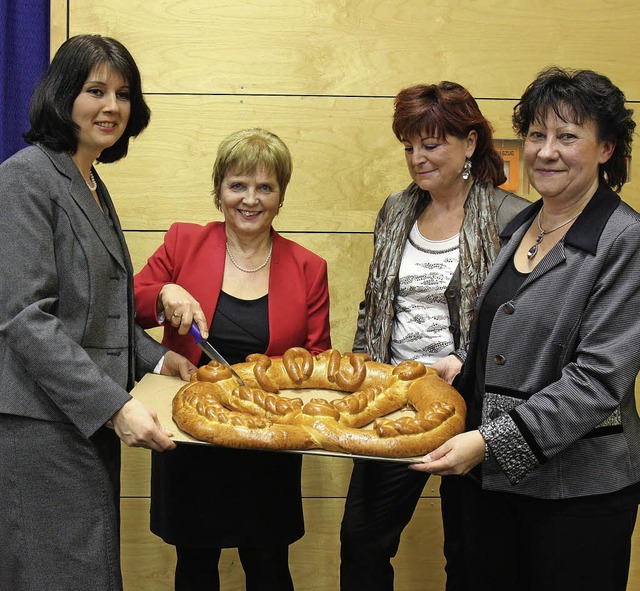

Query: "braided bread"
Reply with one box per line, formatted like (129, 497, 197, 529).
(173, 348, 466, 458)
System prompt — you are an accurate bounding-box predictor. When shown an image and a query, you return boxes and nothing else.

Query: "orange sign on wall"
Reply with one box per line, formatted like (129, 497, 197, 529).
(498, 147, 520, 192)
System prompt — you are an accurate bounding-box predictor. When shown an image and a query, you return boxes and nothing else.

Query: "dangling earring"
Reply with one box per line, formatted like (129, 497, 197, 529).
(462, 158, 472, 180)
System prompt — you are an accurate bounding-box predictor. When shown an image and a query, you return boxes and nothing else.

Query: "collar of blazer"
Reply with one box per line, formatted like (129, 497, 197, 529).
(37, 144, 128, 271)
(500, 184, 621, 256)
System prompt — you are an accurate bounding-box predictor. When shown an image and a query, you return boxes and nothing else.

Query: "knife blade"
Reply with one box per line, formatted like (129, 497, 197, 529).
(189, 323, 247, 387)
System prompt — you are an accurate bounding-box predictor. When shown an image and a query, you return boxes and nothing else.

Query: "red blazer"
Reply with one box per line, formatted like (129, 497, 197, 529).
(134, 222, 331, 364)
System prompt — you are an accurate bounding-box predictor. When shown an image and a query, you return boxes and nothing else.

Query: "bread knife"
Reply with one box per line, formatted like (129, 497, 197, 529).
(188, 323, 247, 387)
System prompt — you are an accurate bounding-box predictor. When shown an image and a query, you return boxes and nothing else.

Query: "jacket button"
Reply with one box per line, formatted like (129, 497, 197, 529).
(493, 355, 506, 365)
(503, 302, 515, 314)
(445, 289, 455, 298)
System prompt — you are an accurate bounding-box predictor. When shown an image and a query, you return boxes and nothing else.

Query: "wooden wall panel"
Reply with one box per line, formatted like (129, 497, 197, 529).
(51, 1, 640, 589)
(93, 94, 640, 229)
(97, 96, 545, 233)
(49, 0, 67, 57)
(67, 0, 640, 100)
(630, 533, 640, 589)
(121, 445, 150, 498)
(90, 95, 640, 235)
(121, 496, 448, 590)
(97, 95, 410, 232)
(120, 498, 176, 590)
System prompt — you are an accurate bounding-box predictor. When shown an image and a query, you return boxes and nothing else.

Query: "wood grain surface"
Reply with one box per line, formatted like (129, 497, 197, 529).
(66, 0, 640, 100)
(50, 1, 640, 588)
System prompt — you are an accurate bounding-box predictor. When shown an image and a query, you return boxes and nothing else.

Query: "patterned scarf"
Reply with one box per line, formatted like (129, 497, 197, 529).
(458, 182, 500, 348)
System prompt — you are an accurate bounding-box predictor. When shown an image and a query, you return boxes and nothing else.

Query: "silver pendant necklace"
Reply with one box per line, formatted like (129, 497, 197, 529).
(226, 239, 273, 273)
(527, 205, 582, 260)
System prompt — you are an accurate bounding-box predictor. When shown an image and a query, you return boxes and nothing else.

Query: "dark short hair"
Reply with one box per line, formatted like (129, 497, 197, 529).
(392, 82, 506, 186)
(512, 67, 635, 192)
(24, 34, 151, 163)
(212, 129, 293, 210)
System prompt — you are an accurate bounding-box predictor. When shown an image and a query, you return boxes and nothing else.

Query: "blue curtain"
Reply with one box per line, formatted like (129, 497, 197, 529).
(0, 0, 50, 163)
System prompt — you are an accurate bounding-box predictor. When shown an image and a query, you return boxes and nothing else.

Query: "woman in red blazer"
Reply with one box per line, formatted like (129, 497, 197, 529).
(135, 129, 331, 591)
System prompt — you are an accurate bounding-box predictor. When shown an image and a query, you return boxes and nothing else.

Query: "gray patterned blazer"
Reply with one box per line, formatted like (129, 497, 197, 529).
(461, 185, 640, 499)
(0, 145, 166, 437)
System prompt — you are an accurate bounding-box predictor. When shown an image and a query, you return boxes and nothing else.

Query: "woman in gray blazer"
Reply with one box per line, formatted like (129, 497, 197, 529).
(0, 35, 195, 591)
(413, 68, 640, 591)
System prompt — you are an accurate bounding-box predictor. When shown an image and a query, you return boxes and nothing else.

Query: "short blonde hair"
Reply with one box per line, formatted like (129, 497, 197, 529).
(212, 128, 293, 210)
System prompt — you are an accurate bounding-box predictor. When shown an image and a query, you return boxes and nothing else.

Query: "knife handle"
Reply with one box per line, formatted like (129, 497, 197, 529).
(189, 322, 205, 343)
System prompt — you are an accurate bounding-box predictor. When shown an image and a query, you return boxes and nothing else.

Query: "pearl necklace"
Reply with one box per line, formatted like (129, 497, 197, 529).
(226, 239, 272, 273)
(527, 205, 582, 260)
(86, 171, 97, 192)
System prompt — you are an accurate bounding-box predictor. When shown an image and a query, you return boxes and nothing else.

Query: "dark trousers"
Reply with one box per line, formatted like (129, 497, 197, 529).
(439, 474, 474, 591)
(339, 459, 431, 590)
(454, 478, 639, 591)
(175, 544, 294, 591)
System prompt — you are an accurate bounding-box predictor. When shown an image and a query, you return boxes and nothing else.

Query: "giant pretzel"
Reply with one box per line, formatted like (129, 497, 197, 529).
(173, 348, 466, 458)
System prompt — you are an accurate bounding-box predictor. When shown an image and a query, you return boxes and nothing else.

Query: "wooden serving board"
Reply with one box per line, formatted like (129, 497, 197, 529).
(131, 373, 424, 463)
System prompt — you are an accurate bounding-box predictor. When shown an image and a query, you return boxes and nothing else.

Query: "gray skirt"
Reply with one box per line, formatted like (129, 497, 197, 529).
(0, 414, 122, 591)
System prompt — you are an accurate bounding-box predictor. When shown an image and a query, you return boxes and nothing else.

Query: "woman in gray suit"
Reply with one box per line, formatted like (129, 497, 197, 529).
(0, 35, 195, 590)
(413, 68, 640, 591)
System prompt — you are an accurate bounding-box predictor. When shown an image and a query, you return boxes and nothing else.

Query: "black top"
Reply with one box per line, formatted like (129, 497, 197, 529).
(199, 291, 269, 366)
(472, 255, 528, 419)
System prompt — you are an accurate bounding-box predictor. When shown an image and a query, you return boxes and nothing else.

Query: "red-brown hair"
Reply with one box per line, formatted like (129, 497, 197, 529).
(392, 82, 506, 186)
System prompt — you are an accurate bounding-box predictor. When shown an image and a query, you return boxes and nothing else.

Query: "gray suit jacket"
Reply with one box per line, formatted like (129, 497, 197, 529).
(461, 185, 640, 499)
(0, 145, 166, 438)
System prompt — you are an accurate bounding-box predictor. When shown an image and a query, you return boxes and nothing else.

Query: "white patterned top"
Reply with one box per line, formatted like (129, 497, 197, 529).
(389, 221, 459, 366)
